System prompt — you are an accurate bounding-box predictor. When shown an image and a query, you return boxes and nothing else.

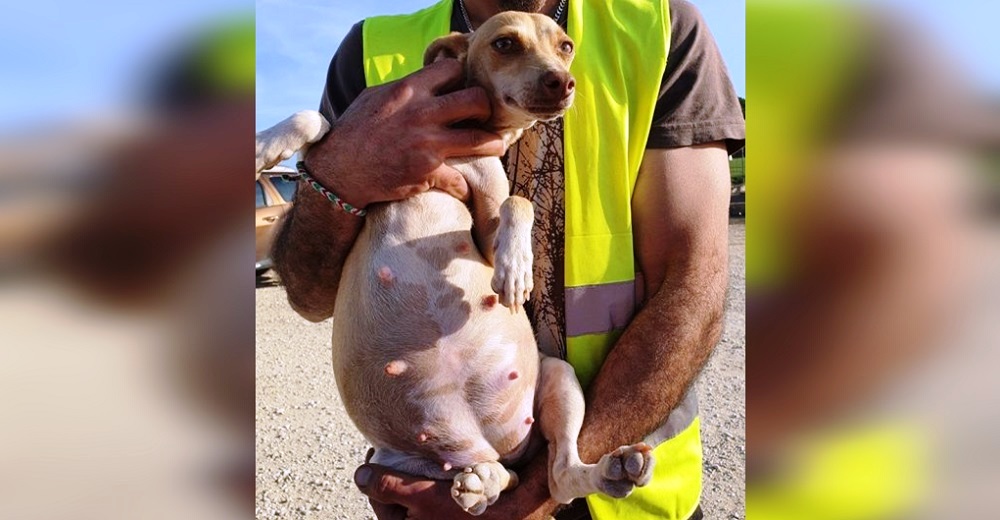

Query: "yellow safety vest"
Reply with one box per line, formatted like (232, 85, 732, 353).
(362, 1, 701, 518)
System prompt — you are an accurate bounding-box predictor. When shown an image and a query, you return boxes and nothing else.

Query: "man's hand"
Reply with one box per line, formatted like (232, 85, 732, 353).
(304, 59, 506, 208)
(353, 464, 453, 520)
(353, 458, 559, 520)
(274, 59, 506, 321)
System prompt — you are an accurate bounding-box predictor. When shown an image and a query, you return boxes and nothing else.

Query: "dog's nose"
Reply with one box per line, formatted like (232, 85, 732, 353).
(540, 71, 575, 99)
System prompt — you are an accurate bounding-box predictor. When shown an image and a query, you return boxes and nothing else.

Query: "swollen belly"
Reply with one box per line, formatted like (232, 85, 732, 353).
(335, 334, 540, 469)
(331, 212, 541, 469)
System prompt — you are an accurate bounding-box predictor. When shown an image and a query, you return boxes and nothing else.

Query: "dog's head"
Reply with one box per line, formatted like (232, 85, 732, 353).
(424, 11, 575, 136)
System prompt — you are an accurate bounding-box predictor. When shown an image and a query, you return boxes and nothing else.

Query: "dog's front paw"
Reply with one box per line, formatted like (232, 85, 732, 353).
(594, 443, 655, 499)
(451, 462, 518, 516)
(491, 223, 533, 312)
(490, 196, 534, 311)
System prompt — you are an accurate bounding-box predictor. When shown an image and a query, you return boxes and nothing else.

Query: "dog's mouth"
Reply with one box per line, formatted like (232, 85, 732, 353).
(502, 95, 573, 121)
(524, 101, 572, 120)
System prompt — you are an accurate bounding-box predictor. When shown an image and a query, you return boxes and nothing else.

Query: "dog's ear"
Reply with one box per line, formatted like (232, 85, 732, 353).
(424, 32, 470, 65)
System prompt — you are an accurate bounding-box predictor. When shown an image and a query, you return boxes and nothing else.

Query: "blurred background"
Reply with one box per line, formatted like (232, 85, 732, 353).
(746, 0, 998, 519)
(0, 1, 253, 519)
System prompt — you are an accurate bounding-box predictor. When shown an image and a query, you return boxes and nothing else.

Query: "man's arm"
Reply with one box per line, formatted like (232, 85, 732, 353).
(272, 59, 505, 321)
(271, 185, 365, 321)
(577, 143, 731, 460)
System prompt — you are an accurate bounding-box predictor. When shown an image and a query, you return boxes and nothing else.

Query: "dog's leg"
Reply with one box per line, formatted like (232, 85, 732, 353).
(453, 157, 534, 309)
(490, 195, 533, 309)
(537, 356, 655, 504)
(255, 110, 330, 176)
(451, 461, 519, 515)
(454, 157, 508, 266)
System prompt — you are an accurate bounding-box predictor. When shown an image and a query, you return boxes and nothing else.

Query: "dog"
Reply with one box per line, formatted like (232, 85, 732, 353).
(256, 12, 654, 515)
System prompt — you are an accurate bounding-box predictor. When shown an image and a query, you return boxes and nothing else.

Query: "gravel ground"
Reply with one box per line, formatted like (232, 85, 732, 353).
(255, 220, 745, 519)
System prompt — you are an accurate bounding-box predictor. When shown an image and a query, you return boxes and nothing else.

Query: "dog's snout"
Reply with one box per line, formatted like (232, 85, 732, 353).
(540, 70, 575, 99)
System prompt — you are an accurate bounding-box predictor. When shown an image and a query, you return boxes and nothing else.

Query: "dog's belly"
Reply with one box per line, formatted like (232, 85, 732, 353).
(331, 192, 540, 471)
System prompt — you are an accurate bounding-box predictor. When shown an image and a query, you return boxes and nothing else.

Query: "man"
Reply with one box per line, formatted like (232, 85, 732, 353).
(273, 0, 743, 518)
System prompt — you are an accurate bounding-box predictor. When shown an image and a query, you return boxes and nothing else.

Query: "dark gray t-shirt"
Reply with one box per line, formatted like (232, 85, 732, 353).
(319, 0, 745, 357)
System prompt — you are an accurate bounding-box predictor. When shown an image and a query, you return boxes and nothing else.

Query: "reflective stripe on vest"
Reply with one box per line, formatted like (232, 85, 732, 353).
(362, 2, 701, 518)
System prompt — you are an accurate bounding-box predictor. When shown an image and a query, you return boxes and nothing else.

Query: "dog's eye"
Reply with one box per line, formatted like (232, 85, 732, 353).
(492, 37, 515, 53)
(559, 41, 574, 54)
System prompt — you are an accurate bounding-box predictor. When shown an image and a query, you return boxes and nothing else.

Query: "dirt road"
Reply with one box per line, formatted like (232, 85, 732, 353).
(255, 221, 745, 519)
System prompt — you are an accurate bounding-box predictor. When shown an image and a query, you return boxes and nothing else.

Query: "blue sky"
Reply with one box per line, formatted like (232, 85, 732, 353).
(0, 1, 251, 132)
(255, 0, 747, 132)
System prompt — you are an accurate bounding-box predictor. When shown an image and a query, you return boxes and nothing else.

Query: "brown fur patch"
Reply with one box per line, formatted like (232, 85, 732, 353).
(416, 245, 452, 271)
(386, 282, 455, 342)
(434, 284, 464, 309)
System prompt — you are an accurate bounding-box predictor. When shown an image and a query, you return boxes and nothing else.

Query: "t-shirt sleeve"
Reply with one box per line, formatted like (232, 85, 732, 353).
(319, 21, 368, 122)
(648, 0, 745, 155)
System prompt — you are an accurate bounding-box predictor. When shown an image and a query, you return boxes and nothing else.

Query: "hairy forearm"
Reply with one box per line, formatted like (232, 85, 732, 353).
(272, 186, 363, 321)
(577, 252, 727, 462)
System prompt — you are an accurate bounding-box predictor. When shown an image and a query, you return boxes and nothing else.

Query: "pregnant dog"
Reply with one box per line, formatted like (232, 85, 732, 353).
(256, 12, 653, 515)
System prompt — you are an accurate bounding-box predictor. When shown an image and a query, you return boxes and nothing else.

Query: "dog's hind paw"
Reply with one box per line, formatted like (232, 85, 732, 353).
(255, 110, 330, 174)
(593, 443, 655, 499)
(451, 461, 518, 515)
(255, 144, 296, 174)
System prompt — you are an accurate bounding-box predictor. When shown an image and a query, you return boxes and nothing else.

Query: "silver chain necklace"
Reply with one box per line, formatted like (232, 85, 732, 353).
(459, 0, 568, 32)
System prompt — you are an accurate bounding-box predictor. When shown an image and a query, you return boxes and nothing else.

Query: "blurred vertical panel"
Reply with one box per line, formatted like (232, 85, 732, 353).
(747, 1, 999, 519)
(0, 1, 254, 519)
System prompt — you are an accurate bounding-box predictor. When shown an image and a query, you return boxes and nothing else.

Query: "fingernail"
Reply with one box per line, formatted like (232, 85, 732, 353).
(354, 465, 373, 488)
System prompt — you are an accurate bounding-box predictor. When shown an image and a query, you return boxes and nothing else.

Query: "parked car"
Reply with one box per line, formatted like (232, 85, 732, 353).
(256, 167, 297, 273)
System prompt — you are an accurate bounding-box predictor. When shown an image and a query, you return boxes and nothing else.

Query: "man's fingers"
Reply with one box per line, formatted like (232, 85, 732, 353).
(354, 464, 441, 509)
(438, 129, 506, 158)
(429, 165, 471, 203)
(432, 87, 494, 125)
(409, 58, 466, 94)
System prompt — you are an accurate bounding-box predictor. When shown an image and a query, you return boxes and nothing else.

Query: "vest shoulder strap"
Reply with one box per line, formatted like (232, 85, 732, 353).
(362, 0, 453, 86)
